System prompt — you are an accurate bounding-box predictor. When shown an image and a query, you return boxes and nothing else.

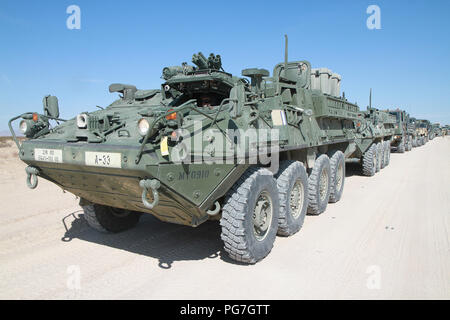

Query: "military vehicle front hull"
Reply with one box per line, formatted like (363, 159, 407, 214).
(19, 139, 247, 227)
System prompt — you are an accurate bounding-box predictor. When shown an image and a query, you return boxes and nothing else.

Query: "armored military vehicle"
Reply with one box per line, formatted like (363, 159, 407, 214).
(387, 109, 412, 153)
(430, 123, 441, 140)
(408, 117, 420, 147)
(348, 107, 395, 176)
(442, 125, 449, 136)
(10, 39, 364, 263)
(416, 119, 430, 145)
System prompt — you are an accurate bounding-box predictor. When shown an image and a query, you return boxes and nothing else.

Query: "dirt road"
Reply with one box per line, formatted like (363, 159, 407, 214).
(0, 137, 449, 299)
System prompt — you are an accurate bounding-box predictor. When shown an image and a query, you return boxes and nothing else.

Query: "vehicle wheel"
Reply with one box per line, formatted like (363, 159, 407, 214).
(82, 204, 141, 233)
(220, 167, 279, 263)
(398, 140, 405, 153)
(406, 138, 412, 151)
(381, 142, 387, 169)
(375, 143, 382, 172)
(275, 161, 308, 236)
(384, 141, 391, 166)
(307, 154, 331, 215)
(329, 151, 345, 203)
(362, 143, 377, 176)
(380, 142, 387, 169)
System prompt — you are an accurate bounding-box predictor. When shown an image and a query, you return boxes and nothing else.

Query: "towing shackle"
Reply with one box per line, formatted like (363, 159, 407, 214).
(25, 166, 39, 189)
(139, 179, 160, 210)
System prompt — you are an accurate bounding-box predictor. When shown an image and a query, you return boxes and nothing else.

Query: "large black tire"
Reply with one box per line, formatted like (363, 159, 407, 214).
(375, 143, 382, 173)
(384, 141, 391, 167)
(380, 142, 386, 169)
(406, 137, 412, 151)
(275, 161, 308, 237)
(362, 143, 377, 176)
(220, 167, 279, 264)
(329, 151, 345, 203)
(307, 154, 331, 215)
(82, 204, 141, 233)
(397, 140, 405, 153)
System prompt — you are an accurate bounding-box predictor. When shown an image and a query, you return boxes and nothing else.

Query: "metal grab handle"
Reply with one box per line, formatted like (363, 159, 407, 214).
(139, 179, 161, 209)
(25, 166, 39, 189)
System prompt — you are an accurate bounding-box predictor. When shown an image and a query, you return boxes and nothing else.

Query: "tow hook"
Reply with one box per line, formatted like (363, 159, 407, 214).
(139, 179, 160, 209)
(25, 166, 39, 189)
(206, 201, 221, 216)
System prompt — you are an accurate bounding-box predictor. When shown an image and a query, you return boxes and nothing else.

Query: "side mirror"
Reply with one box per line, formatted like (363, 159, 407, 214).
(43, 95, 60, 118)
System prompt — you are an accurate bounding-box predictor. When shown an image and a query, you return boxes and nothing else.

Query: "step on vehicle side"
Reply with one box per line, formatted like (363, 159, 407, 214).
(10, 37, 363, 264)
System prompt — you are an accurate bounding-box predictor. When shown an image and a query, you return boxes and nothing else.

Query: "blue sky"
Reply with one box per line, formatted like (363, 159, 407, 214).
(1, 0, 449, 131)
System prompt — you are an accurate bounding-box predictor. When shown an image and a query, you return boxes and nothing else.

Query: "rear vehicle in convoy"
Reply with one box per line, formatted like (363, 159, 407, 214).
(442, 125, 449, 136)
(408, 117, 419, 148)
(430, 123, 441, 140)
(416, 119, 431, 145)
(387, 109, 412, 153)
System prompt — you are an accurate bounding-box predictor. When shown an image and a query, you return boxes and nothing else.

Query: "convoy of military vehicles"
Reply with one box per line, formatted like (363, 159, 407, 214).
(8, 37, 449, 264)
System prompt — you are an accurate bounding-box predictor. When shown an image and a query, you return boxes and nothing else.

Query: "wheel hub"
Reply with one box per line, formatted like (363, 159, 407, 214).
(109, 207, 131, 218)
(319, 168, 329, 202)
(336, 162, 344, 191)
(289, 180, 304, 219)
(253, 191, 273, 241)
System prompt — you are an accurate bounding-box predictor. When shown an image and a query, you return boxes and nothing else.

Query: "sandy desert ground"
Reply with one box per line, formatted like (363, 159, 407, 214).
(0, 136, 449, 299)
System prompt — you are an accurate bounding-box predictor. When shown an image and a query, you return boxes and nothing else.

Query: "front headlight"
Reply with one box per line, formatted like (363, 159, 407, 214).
(76, 113, 88, 128)
(137, 118, 150, 136)
(19, 119, 37, 137)
(19, 120, 28, 134)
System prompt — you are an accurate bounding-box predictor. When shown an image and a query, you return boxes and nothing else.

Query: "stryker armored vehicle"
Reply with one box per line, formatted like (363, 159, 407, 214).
(416, 119, 430, 146)
(405, 113, 416, 150)
(408, 117, 420, 148)
(387, 109, 412, 153)
(430, 123, 441, 140)
(347, 106, 395, 176)
(10, 38, 363, 264)
(442, 125, 449, 136)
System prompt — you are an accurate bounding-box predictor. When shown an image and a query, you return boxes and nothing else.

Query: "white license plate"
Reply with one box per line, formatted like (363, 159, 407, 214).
(85, 152, 121, 168)
(34, 148, 63, 163)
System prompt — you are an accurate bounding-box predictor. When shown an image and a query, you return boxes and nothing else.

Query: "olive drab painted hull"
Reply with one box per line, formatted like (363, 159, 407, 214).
(12, 49, 377, 227)
(349, 107, 396, 159)
(19, 138, 252, 226)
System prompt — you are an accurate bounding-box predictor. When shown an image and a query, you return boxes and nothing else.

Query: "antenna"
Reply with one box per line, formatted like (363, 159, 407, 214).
(369, 88, 372, 108)
(284, 34, 288, 70)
